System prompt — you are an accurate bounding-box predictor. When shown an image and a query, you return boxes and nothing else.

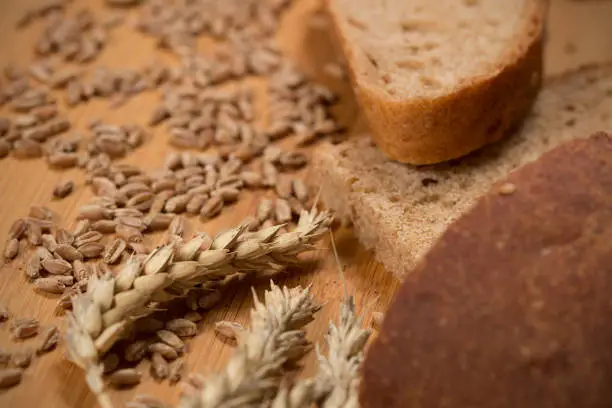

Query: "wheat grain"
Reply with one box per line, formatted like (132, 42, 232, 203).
(8, 219, 28, 240)
(26, 221, 42, 246)
(11, 349, 33, 369)
(168, 357, 185, 385)
(41, 234, 58, 252)
(108, 368, 141, 388)
(37, 325, 59, 354)
(166, 319, 197, 337)
(149, 342, 179, 360)
(78, 242, 105, 258)
(11, 318, 39, 339)
(0, 368, 22, 389)
(184, 311, 202, 322)
(151, 353, 170, 381)
(291, 179, 308, 203)
(275, 176, 293, 199)
(103, 238, 126, 264)
(34, 277, 66, 294)
(179, 281, 320, 408)
(73, 220, 91, 237)
(56, 229, 75, 246)
(4, 238, 19, 260)
(213, 321, 245, 344)
(42, 258, 72, 275)
(274, 199, 292, 224)
(55, 244, 84, 262)
(75, 231, 104, 247)
(53, 180, 75, 199)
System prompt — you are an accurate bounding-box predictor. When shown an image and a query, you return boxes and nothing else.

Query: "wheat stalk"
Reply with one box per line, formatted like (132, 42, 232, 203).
(65, 209, 331, 408)
(268, 232, 371, 408)
(311, 232, 370, 408)
(266, 296, 369, 408)
(179, 281, 321, 408)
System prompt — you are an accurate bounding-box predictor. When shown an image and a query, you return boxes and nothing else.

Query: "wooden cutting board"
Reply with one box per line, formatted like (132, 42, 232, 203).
(0, 0, 611, 407)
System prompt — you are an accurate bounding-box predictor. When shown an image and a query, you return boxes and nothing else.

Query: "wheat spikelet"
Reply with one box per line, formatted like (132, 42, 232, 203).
(266, 296, 370, 408)
(65, 209, 331, 408)
(313, 296, 370, 408)
(311, 232, 370, 408)
(268, 231, 371, 408)
(179, 281, 321, 408)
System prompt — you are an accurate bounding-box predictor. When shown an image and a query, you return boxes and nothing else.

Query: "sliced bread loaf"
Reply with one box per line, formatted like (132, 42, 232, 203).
(325, 0, 548, 164)
(313, 64, 612, 279)
(361, 131, 612, 408)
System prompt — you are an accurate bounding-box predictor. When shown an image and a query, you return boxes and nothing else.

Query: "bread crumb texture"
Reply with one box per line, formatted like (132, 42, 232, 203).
(314, 64, 612, 278)
(333, 0, 537, 97)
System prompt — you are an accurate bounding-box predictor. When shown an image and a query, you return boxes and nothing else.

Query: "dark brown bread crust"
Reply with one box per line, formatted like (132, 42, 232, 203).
(361, 132, 612, 407)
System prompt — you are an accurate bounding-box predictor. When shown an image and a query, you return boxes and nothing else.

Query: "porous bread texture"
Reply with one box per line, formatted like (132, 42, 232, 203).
(326, 0, 548, 164)
(313, 64, 612, 280)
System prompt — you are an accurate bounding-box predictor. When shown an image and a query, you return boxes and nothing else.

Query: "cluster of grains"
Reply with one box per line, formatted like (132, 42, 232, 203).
(64, 209, 331, 405)
(0, 73, 69, 160)
(148, 60, 344, 160)
(98, 315, 194, 389)
(179, 282, 320, 408)
(29, 7, 114, 64)
(266, 64, 345, 146)
(83, 121, 148, 161)
(0, 0, 356, 402)
(5, 207, 105, 297)
(82, 148, 313, 228)
(0, 305, 60, 390)
(151, 87, 259, 153)
(135, 0, 293, 54)
(0, 65, 57, 110)
(15, 0, 69, 29)
(64, 61, 171, 109)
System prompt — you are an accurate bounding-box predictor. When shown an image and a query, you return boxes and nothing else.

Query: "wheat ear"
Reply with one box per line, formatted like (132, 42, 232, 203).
(179, 281, 321, 408)
(65, 209, 331, 408)
(269, 231, 371, 408)
(267, 296, 369, 408)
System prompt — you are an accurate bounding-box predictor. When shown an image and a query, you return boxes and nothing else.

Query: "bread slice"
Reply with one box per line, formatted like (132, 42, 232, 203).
(325, 0, 548, 164)
(361, 131, 612, 408)
(313, 64, 612, 279)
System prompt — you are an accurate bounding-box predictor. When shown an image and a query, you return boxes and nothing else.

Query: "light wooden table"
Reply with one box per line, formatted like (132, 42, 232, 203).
(0, 1, 611, 407)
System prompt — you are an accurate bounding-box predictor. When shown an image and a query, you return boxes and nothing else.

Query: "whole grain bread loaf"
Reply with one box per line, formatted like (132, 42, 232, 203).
(313, 64, 612, 279)
(325, 0, 548, 164)
(360, 131, 612, 408)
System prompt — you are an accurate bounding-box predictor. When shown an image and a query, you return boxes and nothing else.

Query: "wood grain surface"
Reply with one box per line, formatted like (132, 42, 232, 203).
(0, 1, 611, 407)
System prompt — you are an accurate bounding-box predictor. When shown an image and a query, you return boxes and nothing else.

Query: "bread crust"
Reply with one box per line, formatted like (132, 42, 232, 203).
(325, 0, 549, 164)
(360, 132, 612, 407)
